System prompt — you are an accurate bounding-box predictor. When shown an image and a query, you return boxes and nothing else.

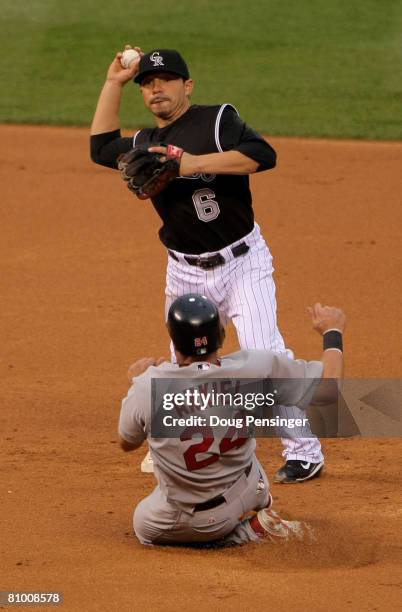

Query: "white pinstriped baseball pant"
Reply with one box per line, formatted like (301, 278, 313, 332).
(165, 223, 323, 463)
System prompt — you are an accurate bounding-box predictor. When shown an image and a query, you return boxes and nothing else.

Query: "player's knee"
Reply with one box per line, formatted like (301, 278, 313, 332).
(133, 504, 154, 545)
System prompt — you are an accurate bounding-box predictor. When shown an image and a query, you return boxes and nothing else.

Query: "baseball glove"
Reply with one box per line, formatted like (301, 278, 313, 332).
(117, 143, 184, 200)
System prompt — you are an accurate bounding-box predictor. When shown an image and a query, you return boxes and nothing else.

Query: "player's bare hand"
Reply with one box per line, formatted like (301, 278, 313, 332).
(106, 46, 143, 85)
(308, 303, 346, 335)
(148, 145, 168, 159)
(127, 356, 165, 381)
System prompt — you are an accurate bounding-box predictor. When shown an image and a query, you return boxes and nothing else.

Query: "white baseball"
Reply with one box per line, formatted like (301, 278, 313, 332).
(121, 48, 140, 69)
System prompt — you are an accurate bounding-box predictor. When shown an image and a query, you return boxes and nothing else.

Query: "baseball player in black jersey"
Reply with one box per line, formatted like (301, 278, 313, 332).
(91, 46, 324, 483)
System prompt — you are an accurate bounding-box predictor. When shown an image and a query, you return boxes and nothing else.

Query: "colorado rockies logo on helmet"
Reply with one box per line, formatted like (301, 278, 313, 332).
(150, 52, 164, 67)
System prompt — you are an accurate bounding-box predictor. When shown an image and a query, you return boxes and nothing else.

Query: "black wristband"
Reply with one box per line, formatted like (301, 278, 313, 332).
(323, 330, 343, 352)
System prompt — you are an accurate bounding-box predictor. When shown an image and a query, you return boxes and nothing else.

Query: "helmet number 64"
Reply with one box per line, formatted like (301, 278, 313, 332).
(192, 188, 220, 222)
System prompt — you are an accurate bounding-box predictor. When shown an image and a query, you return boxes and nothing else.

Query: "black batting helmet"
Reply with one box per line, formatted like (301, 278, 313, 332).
(167, 294, 225, 356)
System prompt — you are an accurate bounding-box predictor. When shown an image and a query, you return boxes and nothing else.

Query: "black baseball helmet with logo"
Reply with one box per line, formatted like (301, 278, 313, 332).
(167, 294, 225, 356)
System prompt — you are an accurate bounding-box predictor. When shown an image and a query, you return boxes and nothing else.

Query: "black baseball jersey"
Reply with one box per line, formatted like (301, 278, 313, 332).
(91, 104, 276, 254)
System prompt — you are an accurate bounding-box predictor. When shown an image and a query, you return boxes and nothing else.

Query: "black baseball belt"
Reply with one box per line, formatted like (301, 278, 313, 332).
(168, 241, 249, 270)
(193, 462, 252, 512)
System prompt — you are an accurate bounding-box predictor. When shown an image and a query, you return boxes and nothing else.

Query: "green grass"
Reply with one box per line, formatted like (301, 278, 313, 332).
(1, 0, 401, 139)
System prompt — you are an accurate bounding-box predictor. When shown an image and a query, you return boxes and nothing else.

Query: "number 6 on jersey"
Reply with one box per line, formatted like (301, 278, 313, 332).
(192, 188, 220, 222)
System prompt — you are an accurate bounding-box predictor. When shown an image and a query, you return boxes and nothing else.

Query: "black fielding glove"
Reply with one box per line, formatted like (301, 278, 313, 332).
(118, 143, 184, 199)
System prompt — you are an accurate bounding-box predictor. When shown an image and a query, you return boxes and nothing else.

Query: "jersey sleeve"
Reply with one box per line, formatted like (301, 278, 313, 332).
(270, 354, 324, 410)
(90, 129, 133, 169)
(118, 384, 147, 445)
(218, 106, 277, 171)
(133, 128, 156, 145)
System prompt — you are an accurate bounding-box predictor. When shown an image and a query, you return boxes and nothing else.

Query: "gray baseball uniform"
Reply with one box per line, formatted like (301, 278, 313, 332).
(119, 350, 322, 545)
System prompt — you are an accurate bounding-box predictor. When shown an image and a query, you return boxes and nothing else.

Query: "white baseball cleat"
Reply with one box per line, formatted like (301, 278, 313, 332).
(141, 450, 154, 473)
(250, 508, 307, 542)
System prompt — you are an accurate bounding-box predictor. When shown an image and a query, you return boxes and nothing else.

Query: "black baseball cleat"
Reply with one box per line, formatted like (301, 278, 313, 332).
(274, 460, 324, 483)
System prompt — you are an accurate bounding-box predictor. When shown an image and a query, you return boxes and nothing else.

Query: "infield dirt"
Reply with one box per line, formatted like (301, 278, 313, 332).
(1, 125, 401, 611)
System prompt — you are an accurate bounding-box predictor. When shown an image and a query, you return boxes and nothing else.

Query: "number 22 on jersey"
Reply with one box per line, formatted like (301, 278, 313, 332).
(180, 419, 248, 471)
